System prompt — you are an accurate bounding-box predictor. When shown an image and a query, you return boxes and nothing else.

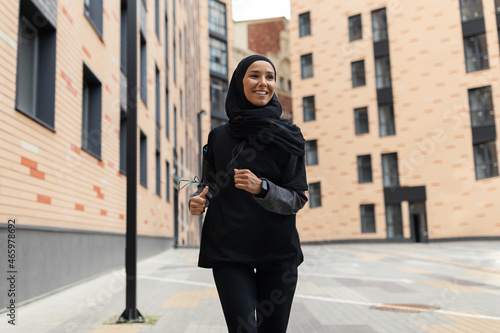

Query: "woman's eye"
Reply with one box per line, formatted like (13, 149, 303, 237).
(267, 76, 274, 80)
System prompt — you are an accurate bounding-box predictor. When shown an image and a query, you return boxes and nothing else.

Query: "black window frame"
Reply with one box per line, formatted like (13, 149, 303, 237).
(459, 0, 484, 23)
(381, 152, 399, 188)
(299, 11, 311, 37)
(309, 182, 322, 208)
(156, 151, 161, 196)
(468, 86, 494, 127)
(301, 53, 313, 79)
(119, 109, 127, 174)
(209, 0, 227, 38)
(209, 37, 228, 77)
(305, 140, 319, 166)
(385, 203, 403, 238)
(354, 107, 369, 135)
(81, 64, 102, 159)
(303, 95, 316, 122)
(15, 0, 57, 131)
(351, 60, 366, 88)
(374, 56, 392, 90)
(84, 0, 103, 38)
(166, 161, 171, 202)
(473, 140, 499, 180)
(360, 204, 376, 233)
(378, 104, 396, 137)
(463, 33, 489, 73)
(348, 14, 362, 42)
(357, 154, 373, 183)
(140, 130, 148, 187)
(372, 8, 388, 42)
(140, 32, 148, 105)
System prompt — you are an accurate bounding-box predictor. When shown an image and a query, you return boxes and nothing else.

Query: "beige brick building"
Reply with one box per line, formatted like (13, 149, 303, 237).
(0, 0, 232, 304)
(290, 0, 500, 242)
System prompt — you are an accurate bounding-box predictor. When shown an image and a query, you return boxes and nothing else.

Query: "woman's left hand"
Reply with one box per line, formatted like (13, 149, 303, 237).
(234, 169, 263, 195)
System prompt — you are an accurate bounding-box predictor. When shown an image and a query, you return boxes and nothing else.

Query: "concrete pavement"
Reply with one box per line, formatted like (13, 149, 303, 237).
(1, 241, 500, 332)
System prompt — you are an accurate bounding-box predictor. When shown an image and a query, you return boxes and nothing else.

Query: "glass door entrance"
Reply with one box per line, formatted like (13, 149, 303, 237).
(409, 201, 428, 243)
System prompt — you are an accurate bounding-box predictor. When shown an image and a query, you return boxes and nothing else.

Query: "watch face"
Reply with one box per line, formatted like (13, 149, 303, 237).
(262, 180, 268, 191)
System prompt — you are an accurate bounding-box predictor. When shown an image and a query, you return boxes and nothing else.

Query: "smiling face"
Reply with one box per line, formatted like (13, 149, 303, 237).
(242, 60, 276, 107)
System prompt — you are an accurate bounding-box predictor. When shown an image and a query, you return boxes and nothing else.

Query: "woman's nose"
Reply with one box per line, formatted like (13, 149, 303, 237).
(258, 76, 267, 86)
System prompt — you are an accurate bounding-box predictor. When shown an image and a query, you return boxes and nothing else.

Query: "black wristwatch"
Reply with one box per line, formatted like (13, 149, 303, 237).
(257, 179, 269, 198)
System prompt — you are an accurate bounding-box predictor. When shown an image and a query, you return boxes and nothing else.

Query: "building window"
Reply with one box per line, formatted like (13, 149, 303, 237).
(140, 33, 147, 104)
(375, 56, 391, 89)
(348, 14, 362, 42)
(474, 141, 499, 179)
(210, 77, 227, 116)
(280, 77, 284, 89)
(301, 53, 313, 79)
(156, 152, 161, 196)
(81, 64, 102, 159)
(119, 110, 127, 174)
(354, 107, 369, 134)
(459, 0, 484, 22)
(174, 106, 177, 148)
(385, 204, 403, 238)
(309, 182, 322, 208)
(372, 8, 388, 42)
(305, 140, 318, 165)
(209, 37, 228, 76)
(166, 161, 171, 201)
(84, 0, 103, 36)
(379, 104, 396, 137)
(357, 155, 373, 183)
(381, 152, 399, 188)
(165, 13, 169, 64)
(120, 1, 127, 74)
(180, 89, 183, 118)
(140, 131, 148, 187)
(464, 34, 489, 73)
(155, 0, 160, 37)
(299, 11, 311, 37)
(156, 66, 161, 150)
(209, 0, 227, 37)
(351, 60, 366, 88)
(173, 40, 177, 83)
(496, 0, 500, 12)
(360, 204, 376, 233)
(16, 1, 56, 129)
(468, 86, 494, 127)
(303, 96, 316, 122)
(179, 31, 182, 59)
(288, 80, 291, 91)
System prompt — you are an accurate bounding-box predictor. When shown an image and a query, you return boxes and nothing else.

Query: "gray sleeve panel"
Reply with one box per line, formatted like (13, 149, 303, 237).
(254, 179, 308, 215)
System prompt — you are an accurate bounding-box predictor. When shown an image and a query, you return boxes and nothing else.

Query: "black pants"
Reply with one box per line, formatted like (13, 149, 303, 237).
(212, 264, 298, 333)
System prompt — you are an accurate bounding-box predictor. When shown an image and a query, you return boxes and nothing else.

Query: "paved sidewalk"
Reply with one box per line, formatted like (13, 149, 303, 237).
(1, 241, 500, 332)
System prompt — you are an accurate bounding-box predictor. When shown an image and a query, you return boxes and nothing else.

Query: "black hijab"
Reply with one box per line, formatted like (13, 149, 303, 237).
(225, 55, 305, 156)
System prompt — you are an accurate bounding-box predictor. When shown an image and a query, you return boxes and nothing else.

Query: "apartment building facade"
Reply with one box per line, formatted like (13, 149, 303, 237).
(0, 0, 232, 304)
(290, 0, 500, 242)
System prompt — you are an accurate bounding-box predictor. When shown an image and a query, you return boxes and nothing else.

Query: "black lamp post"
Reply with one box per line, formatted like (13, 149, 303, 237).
(118, 0, 143, 323)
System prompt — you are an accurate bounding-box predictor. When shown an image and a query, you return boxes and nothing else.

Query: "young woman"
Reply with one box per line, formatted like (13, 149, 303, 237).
(189, 55, 308, 333)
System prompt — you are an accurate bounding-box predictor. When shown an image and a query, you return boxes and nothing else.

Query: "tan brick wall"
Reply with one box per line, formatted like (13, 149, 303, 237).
(290, 0, 500, 242)
(0, 0, 224, 245)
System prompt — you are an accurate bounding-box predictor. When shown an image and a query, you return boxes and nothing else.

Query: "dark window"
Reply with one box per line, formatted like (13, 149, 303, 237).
(84, 0, 103, 36)
(156, 152, 161, 196)
(309, 182, 322, 208)
(165, 13, 169, 64)
(360, 204, 376, 233)
(496, 0, 500, 12)
(16, 1, 56, 129)
(372, 8, 388, 42)
(174, 106, 177, 148)
(120, 1, 127, 74)
(210, 77, 228, 116)
(155, 0, 160, 37)
(459, 0, 484, 22)
(81, 64, 102, 159)
(305, 140, 318, 165)
(301, 53, 313, 79)
(385, 204, 403, 238)
(119, 109, 127, 174)
(468, 86, 494, 127)
(474, 141, 499, 179)
(280, 77, 284, 89)
(166, 161, 171, 201)
(288, 80, 291, 91)
(375, 56, 391, 89)
(351, 60, 366, 87)
(140, 33, 147, 104)
(303, 96, 316, 122)
(156, 66, 161, 149)
(349, 14, 362, 42)
(173, 40, 177, 83)
(464, 34, 489, 73)
(299, 12, 311, 37)
(357, 155, 373, 183)
(209, 0, 227, 37)
(180, 89, 183, 118)
(381, 152, 399, 188)
(210, 37, 228, 76)
(379, 104, 396, 137)
(354, 107, 369, 134)
(179, 31, 182, 59)
(140, 131, 148, 187)
(166, 88, 170, 138)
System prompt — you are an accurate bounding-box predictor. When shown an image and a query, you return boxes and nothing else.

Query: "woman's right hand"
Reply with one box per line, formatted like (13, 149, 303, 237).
(189, 186, 209, 215)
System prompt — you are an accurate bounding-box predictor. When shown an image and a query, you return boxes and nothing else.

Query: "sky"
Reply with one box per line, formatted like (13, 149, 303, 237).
(232, 0, 291, 21)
